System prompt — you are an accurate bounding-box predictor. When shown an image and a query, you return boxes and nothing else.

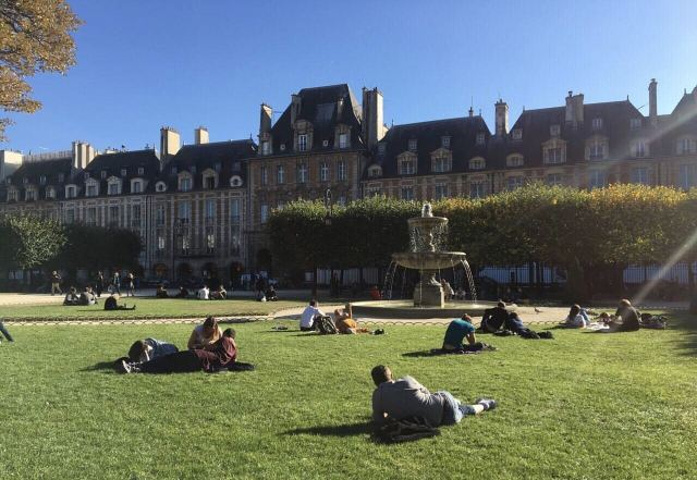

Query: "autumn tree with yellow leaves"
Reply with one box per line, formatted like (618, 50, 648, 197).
(0, 0, 82, 140)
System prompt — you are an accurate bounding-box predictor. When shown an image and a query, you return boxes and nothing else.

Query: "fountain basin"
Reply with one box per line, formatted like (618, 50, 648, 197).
(350, 299, 499, 320)
(392, 251, 467, 270)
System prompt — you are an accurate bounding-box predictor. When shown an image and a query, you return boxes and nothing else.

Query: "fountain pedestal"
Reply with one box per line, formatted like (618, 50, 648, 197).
(414, 270, 444, 307)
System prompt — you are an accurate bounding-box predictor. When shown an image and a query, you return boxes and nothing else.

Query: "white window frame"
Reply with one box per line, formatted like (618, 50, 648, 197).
(277, 165, 285, 184)
(338, 161, 346, 181)
(320, 162, 329, 182)
(297, 164, 308, 183)
(469, 157, 485, 170)
(297, 134, 308, 152)
(400, 159, 416, 175)
(401, 186, 414, 200)
(339, 133, 349, 149)
(507, 176, 524, 191)
(630, 167, 649, 185)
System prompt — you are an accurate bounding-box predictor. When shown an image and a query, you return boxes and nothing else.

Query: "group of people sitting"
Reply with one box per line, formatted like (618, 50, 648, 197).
(299, 300, 382, 335)
(557, 299, 657, 332)
(63, 286, 99, 307)
(115, 316, 245, 374)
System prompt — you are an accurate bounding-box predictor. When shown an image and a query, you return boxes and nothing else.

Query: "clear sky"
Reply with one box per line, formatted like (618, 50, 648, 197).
(3, 0, 697, 153)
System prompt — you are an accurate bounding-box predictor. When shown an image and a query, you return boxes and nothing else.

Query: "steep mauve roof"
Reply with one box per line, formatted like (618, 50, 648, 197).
(8, 157, 73, 186)
(81, 149, 161, 194)
(269, 84, 364, 153)
(159, 140, 256, 191)
(371, 116, 491, 178)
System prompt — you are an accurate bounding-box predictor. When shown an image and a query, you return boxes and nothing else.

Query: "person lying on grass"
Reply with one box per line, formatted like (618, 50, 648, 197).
(187, 316, 223, 349)
(127, 338, 179, 363)
(116, 328, 237, 374)
(370, 365, 496, 428)
(558, 304, 591, 328)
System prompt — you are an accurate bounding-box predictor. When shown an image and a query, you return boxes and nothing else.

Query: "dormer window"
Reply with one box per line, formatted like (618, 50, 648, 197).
(25, 188, 36, 201)
(39, 175, 47, 185)
(431, 153, 451, 173)
(512, 129, 523, 140)
(377, 143, 386, 155)
(630, 118, 642, 130)
(120, 168, 127, 177)
(677, 136, 697, 155)
(108, 183, 120, 195)
(550, 125, 561, 137)
(229, 175, 243, 187)
(155, 181, 167, 192)
(586, 136, 608, 161)
(543, 139, 567, 164)
(45, 187, 55, 199)
(261, 141, 271, 155)
(408, 139, 417, 152)
(190, 166, 197, 174)
(506, 154, 524, 167)
(7, 188, 17, 201)
(83, 172, 89, 180)
(215, 162, 221, 172)
(65, 185, 77, 198)
(476, 133, 485, 145)
(280, 144, 286, 152)
(469, 157, 486, 170)
(399, 157, 417, 175)
(441, 136, 451, 148)
(232, 161, 240, 171)
(101, 171, 107, 179)
(138, 167, 144, 175)
(368, 165, 382, 178)
(131, 180, 143, 194)
(58, 173, 65, 182)
(322, 140, 329, 147)
(592, 118, 603, 131)
(171, 166, 177, 175)
(86, 184, 98, 197)
(202, 170, 218, 190)
(298, 134, 308, 152)
(339, 133, 349, 149)
(631, 139, 649, 158)
(179, 177, 192, 192)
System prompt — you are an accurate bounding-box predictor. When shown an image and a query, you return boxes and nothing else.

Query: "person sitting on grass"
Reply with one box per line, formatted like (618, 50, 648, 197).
(187, 316, 223, 349)
(370, 285, 382, 301)
(480, 301, 510, 333)
(0, 320, 14, 344)
(104, 293, 136, 311)
(175, 286, 189, 298)
(442, 314, 485, 352)
(63, 287, 80, 306)
(370, 365, 496, 428)
(299, 299, 325, 332)
(265, 285, 278, 301)
(127, 338, 179, 363)
(558, 304, 590, 328)
(197, 285, 210, 300)
(117, 328, 237, 374)
(78, 286, 98, 306)
(604, 299, 641, 333)
(209, 285, 227, 300)
(155, 285, 169, 298)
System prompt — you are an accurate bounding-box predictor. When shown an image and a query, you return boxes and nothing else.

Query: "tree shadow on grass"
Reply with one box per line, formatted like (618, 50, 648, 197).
(670, 312, 697, 356)
(402, 350, 441, 358)
(283, 421, 371, 437)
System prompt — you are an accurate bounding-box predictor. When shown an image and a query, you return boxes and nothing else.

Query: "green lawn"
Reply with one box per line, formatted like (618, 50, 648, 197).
(1, 315, 696, 479)
(0, 297, 308, 320)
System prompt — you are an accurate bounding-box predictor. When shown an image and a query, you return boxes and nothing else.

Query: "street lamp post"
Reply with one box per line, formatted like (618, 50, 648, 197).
(171, 218, 185, 283)
(324, 187, 332, 226)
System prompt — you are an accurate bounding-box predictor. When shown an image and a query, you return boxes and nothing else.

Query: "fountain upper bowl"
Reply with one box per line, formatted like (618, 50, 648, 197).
(392, 251, 467, 270)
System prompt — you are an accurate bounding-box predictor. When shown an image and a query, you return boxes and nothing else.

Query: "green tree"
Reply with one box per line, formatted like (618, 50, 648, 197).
(0, 214, 66, 272)
(0, 0, 82, 139)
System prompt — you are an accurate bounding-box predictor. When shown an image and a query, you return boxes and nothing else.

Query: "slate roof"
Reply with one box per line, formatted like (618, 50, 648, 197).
(268, 84, 364, 154)
(80, 149, 161, 194)
(159, 140, 257, 191)
(369, 116, 491, 178)
(4, 156, 75, 200)
(509, 101, 644, 166)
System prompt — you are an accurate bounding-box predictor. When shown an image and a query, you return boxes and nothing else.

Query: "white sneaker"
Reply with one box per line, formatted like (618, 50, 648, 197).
(476, 398, 497, 411)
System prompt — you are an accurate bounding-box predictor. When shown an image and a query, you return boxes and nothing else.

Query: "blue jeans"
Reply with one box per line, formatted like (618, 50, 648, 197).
(0, 321, 14, 342)
(438, 391, 476, 425)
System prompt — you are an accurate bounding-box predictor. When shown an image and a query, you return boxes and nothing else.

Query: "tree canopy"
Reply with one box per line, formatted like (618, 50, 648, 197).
(0, 0, 82, 139)
(0, 214, 66, 270)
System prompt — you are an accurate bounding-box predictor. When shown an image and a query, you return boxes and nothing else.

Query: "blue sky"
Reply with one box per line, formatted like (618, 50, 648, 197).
(3, 0, 697, 153)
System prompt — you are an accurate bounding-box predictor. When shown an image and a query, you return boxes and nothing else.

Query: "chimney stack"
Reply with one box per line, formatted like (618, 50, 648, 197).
(194, 126, 209, 145)
(565, 91, 584, 126)
(259, 103, 273, 136)
(0, 150, 22, 182)
(649, 78, 658, 126)
(71, 141, 96, 170)
(160, 126, 181, 161)
(495, 99, 509, 136)
(290, 94, 302, 125)
(361, 87, 386, 149)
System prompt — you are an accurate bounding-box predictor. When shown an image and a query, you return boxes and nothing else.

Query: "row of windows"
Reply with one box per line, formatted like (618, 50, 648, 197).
(259, 161, 347, 186)
(85, 167, 145, 181)
(260, 133, 350, 156)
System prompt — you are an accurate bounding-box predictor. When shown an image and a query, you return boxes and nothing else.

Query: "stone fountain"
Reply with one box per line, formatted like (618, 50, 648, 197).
(350, 203, 496, 319)
(391, 203, 466, 307)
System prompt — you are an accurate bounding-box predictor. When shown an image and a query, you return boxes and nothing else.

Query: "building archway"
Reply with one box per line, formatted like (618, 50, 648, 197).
(176, 263, 193, 282)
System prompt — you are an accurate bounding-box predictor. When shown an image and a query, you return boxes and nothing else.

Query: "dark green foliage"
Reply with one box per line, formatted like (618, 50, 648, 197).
(0, 214, 65, 270)
(268, 185, 697, 300)
(54, 224, 143, 272)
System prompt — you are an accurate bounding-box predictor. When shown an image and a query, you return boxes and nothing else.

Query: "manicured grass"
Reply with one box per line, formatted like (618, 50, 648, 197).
(0, 297, 308, 320)
(1, 315, 696, 479)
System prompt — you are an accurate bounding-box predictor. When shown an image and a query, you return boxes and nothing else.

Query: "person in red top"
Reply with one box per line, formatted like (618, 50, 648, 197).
(116, 327, 237, 374)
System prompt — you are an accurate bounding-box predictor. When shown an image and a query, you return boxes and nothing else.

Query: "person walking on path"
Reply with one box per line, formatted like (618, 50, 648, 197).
(95, 271, 105, 298)
(112, 271, 121, 295)
(50, 271, 62, 296)
(0, 321, 14, 343)
(125, 272, 135, 297)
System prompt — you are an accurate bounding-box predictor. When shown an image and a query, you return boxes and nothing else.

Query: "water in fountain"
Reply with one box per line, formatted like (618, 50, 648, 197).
(460, 259, 478, 303)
